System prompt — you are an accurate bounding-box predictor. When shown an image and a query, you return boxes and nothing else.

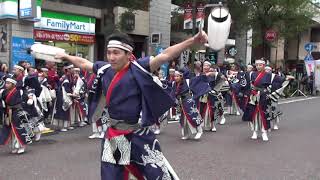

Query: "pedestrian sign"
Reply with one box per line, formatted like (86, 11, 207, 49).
(304, 53, 314, 61)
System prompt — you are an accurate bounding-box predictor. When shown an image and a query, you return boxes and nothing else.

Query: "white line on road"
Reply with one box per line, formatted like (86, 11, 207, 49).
(168, 120, 179, 124)
(279, 97, 319, 105)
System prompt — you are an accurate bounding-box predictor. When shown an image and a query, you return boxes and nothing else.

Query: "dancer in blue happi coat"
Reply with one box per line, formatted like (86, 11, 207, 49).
(242, 59, 293, 141)
(0, 74, 31, 154)
(171, 68, 203, 139)
(56, 31, 208, 179)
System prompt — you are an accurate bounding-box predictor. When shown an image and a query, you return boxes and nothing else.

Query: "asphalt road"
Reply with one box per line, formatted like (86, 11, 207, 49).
(1, 97, 320, 180)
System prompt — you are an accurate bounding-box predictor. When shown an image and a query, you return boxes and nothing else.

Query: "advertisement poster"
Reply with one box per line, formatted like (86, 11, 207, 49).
(11, 36, 35, 68)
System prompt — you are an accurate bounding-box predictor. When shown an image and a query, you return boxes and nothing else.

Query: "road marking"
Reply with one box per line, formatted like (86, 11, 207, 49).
(279, 97, 319, 105)
(168, 120, 179, 124)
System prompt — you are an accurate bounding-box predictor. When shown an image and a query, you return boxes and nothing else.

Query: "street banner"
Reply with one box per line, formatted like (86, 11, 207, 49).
(196, 2, 205, 28)
(180, 50, 190, 68)
(304, 60, 315, 77)
(314, 60, 320, 91)
(183, 3, 192, 29)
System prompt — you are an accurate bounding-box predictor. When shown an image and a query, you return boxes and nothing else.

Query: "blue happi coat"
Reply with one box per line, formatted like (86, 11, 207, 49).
(171, 79, 202, 128)
(242, 71, 285, 129)
(93, 57, 176, 179)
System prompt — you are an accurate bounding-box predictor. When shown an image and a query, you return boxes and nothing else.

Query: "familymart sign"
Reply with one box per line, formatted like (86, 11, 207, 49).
(34, 10, 95, 34)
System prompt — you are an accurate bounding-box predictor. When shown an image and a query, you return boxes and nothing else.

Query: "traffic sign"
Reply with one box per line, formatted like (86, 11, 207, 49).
(304, 53, 314, 61)
(304, 43, 315, 52)
(228, 47, 237, 56)
(265, 30, 277, 41)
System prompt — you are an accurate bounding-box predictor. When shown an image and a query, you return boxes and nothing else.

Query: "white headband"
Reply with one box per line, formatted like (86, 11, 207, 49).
(169, 68, 175, 72)
(6, 78, 17, 85)
(255, 60, 265, 64)
(41, 68, 48, 72)
(64, 64, 74, 69)
(14, 65, 24, 71)
(73, 68, 80, 71)
(265, 66, 272, 70)
(175, 71, 183, 76)
(247, 65, 253, 68)
(203, 61, 211, 66)
(107, 40, 133, 52)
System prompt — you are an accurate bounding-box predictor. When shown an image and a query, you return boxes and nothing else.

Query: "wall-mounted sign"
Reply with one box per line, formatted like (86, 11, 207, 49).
(151, 33, 161, 44)
(11, 36, 35, 68)
(19, 0, 42, 21)
(0, 0, 18, 19)
(34, 30, 95, 44)
(34, 10, 95, 34)
(0, 24, 8, 52)
(228, 47, 237, 56)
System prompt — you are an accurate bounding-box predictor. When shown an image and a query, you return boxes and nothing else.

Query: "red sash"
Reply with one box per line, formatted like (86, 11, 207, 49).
(16, 74, 24, 81)
(253, 71, 266, 87)
(5, 88, 17, 104)
(87, 74, 96, 88)
(105, 63, 130, 106)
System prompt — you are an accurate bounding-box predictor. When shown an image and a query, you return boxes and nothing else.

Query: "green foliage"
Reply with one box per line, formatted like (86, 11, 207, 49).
(228, 0, 317, 47)
(116, 0, 149, 11)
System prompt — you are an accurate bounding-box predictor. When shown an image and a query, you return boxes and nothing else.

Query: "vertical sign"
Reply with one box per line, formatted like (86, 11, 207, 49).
(184, 2, 205, 29)
(314, 60, 320, 91)
(180, 50, 190, 68)
(183, 3, 192, 29)
(196, 2, 205, 28)
(157, 46, 169, 78)
(0, 24, 8, 52)
(19, 0, 41, 21)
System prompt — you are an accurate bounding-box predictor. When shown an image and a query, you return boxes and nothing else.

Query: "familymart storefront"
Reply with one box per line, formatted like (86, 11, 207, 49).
(34, 10, 96, 63)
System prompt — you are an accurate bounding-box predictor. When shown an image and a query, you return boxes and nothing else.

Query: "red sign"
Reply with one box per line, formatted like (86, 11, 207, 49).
(34, 30, 95, 44)
(196, 3, 205, 20)
(184, 3, 193, 29)
(265, 30, 277, 41)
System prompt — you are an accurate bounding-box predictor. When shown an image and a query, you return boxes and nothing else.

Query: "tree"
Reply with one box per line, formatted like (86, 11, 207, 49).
(228, 0, 318, 58)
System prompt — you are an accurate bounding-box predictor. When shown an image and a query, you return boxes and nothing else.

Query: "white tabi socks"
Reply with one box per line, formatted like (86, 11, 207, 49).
(251, 131, 258, 140)
(273, 116, 280, 130)
(219, 115, 226, 125)
(261, 132, 269, 141)
(194, 126, 203, 140)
